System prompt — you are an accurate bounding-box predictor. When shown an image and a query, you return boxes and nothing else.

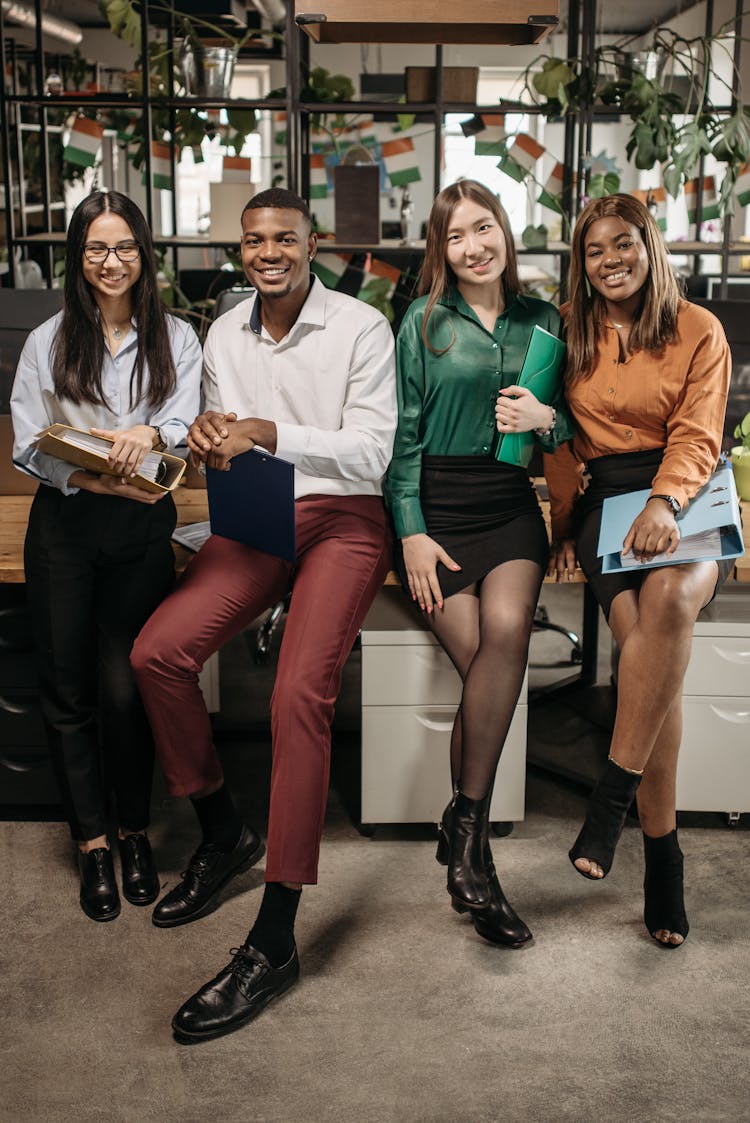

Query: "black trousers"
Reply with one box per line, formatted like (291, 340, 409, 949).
(24, 485, 177, 841)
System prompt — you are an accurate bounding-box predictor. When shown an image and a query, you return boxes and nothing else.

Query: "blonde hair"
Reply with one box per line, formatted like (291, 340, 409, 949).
(418, 180, 523, 354)
(566, 193, 681, 382)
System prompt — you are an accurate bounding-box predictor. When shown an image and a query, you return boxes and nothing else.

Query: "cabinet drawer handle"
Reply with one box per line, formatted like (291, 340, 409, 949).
(710, 645, 750, 665)
(709, 705, 750, 723)
(415, 714, 455, 732)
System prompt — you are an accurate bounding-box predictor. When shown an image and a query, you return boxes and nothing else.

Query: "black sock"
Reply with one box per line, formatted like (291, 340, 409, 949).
(190, 784, 243, 852)
(246, 882, 301, 967)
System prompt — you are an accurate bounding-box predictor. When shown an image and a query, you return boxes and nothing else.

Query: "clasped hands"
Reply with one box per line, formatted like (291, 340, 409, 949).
(187, 411, 254, 471)
(495, 386, 554, 434)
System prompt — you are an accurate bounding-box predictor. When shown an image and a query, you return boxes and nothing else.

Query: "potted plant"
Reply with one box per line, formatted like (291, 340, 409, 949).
(731, 412, 750, 500)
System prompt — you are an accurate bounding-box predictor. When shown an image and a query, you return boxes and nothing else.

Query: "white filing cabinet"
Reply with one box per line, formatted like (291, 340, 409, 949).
(360, 587, 527, 825)
(677, 586, 750, 817)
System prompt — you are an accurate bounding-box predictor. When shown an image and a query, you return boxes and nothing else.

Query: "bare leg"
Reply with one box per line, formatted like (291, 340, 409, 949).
(572, 560, 717, 882)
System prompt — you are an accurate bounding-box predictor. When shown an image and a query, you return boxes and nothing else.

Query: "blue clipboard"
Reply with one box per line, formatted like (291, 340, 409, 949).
(495, 324, 566, 466)
(597, 461, 743, 573)
(206, 448, 296, 563)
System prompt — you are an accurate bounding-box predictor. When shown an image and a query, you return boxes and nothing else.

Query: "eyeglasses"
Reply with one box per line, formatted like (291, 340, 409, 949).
(83, 241, 141, 264)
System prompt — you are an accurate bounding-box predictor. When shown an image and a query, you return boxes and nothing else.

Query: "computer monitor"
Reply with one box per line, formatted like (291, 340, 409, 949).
(0, 290, 64, 414)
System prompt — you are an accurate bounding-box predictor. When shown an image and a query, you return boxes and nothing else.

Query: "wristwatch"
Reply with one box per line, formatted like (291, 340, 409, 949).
(648, 493, 681, 515)
(151, 425, 165, 451)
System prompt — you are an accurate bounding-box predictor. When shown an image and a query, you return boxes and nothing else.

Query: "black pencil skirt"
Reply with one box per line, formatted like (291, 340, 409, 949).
(393, 455, 549, 599)
(573, 448, 734, 619)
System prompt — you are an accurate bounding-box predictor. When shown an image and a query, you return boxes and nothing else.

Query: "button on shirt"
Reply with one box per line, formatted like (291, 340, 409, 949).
(385, 289, 570, 538)
(11, 311, 202, 495)
(201, 277, 397, 499)
(544, 300, 732, 538)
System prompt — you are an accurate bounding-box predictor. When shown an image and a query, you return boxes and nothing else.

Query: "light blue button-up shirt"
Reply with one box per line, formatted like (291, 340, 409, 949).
(11, 311, 202, 495)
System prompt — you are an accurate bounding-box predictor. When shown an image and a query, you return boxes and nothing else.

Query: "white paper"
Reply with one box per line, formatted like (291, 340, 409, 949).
(619, 528, 722, 568)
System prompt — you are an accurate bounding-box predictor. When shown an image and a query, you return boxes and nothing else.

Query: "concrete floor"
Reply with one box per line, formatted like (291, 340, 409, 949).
(1, 586, 749, 1123)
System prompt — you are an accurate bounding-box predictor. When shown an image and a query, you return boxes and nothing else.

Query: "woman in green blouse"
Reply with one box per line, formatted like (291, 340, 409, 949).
(385, 179, 570, 948)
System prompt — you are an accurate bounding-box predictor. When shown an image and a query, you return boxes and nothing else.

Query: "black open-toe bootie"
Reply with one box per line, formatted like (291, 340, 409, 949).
(445, 791, 492, 910)
(569, 757, 642, 880)
(643, 829, 689, 949)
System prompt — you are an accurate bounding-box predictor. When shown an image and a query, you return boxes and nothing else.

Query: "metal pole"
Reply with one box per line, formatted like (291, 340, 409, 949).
(0, 3, 16, 285)
(718, 0, 743, 299)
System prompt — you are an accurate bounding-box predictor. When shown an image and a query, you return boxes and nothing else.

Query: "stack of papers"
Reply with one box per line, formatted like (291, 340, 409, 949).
(619, 528, 722, 568)
(59, 429, 167, 483)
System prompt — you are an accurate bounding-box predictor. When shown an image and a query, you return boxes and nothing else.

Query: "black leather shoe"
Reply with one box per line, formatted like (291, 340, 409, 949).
(118, 833, 160, 906)
(152, 824, 264, 928)
(447, 791, 492, 910)
(172, 942, 299, 1044)
(78, 847, 120, 922)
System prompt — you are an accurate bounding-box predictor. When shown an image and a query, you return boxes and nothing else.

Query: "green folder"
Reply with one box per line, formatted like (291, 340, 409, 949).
(494, 324, 566, 466)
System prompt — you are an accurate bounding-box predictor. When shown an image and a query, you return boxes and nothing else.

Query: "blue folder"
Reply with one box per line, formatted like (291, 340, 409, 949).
(597, 460, 743, 573)
(206, 448, 296, 562)
(495, 324, 566, 466)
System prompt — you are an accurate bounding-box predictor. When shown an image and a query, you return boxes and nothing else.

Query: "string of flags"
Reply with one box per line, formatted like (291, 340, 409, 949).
(63, 116, 104, 167)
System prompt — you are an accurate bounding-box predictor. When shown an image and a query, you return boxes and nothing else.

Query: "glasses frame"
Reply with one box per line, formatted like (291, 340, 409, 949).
(82, 241, 142, 264)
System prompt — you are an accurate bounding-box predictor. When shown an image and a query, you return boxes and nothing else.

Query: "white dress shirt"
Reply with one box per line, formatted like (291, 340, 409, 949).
(11, 311, 202, 495)
(202, 277, 397, 499)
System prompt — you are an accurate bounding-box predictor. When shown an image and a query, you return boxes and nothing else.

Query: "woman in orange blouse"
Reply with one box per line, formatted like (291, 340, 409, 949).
(546, 194, 731, 949)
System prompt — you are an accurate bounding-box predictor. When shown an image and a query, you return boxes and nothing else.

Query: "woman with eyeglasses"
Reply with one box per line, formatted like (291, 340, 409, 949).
(11, 190, 201, 921)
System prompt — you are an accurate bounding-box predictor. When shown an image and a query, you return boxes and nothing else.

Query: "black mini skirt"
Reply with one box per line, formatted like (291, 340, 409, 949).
(393, 455, 548, 599)
(573, 448, 734, 619)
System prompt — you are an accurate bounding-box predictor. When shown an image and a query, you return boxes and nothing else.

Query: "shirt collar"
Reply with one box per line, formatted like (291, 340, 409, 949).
(247, 275, 327, 336)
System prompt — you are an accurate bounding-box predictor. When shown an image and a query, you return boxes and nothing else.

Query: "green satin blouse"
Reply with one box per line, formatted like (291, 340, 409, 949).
(384, 288, 572, 538)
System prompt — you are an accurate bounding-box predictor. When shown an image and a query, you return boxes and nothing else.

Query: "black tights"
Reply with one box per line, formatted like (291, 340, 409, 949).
(429, 559, 543, 802)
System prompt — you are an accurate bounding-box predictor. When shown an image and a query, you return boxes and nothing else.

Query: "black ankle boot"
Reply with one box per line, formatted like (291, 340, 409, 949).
(446, 792, 491, 910)
(435, 796, 454, 866)
(451, 831, 533, 947)
(643, 830, 689, 949)
(569, 758, 642, 880)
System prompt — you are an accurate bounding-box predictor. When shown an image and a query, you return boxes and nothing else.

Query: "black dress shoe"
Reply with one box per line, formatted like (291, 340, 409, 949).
(152, 824, 264, 928)
(78, 847, 121, 923)
(172, 942, 299, 1044)
(118, 833, 160, 906)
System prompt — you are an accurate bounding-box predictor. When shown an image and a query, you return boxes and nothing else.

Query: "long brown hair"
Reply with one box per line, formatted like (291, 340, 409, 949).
(52, 190, 177, 409)
(566, 193, 681, 382)
(418, 179, 523, 354)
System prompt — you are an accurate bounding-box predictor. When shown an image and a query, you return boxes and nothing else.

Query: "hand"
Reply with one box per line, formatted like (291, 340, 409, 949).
(401, 533, 461, 613)
(89, 424, 156, 477)
(69, 471, 166, 505)
(548, 538, 578, 582)
(622, 500, 680, 562)
(496, 386, 554, 434)
(187, 411, 238, 462)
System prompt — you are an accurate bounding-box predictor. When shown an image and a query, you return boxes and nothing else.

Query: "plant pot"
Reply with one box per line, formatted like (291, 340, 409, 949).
(731, 447, 750, 500)
(177, 40, 238, 98)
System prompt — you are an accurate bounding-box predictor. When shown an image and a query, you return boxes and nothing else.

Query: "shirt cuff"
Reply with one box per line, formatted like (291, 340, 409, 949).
(273, 421, 305, 463)
(392, 499, 427, 539)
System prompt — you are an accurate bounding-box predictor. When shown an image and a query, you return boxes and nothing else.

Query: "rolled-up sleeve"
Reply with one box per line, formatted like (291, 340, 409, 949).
(383, 314, 428, 538)
(274, 316, 396, 483)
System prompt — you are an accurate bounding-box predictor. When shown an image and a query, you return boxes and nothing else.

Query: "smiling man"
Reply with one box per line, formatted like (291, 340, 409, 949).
(131, 188, 397, 1043)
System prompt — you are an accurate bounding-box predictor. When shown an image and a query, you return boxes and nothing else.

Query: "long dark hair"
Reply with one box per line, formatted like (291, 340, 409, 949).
(566, 193, 681, 382)
(418, 179, 523, 354)
(52, 190, 177, 409)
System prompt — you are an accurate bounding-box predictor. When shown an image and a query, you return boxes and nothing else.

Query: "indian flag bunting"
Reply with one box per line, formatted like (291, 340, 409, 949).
(309, 153, 328, 199)
(222, 155, 252, 183)
(381, 136, 421, 187)
(142, 141, 173, 191)
(368, 257, 401, 289)
(631, 187, 667, 231)
(735, 162, 750, 207)
(274, 112, 286, 146)
(498, 134, 545, 183)
(684, 175, 720, 224)
(63, 116, 104, 168)
(473, 115, 508, 157)
(116, 116, 138, 145)
(311, 252, 351, 289)
(537, 162, 572, 212)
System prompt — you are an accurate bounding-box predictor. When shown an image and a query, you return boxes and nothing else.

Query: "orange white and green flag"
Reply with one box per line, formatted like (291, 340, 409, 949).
(222, 155, 252, 183)
(381, 136, 421, 187)
(735, 162, 750, 207)
(142, 141, 173, 191)
(631, 186, 667, 231)
(537, 162, 574, 212)
(64, 116, 104, 168)
(498, 134, 545, 183)
(311, 252, 351, 289)
(684, 175, 720, 224)
(309, 152, 328, 199)
(470, 115, 507, 157)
